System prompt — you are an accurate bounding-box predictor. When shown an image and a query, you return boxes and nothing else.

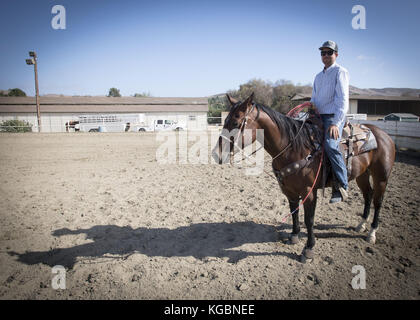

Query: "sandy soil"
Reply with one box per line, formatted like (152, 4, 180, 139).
(0, 132, 419, 299)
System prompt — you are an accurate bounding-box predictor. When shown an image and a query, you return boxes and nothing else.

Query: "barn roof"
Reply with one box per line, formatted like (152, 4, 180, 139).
(0, 96, 209, 113)
(385, 113, 419, 118)
(348, 95, 420, 101)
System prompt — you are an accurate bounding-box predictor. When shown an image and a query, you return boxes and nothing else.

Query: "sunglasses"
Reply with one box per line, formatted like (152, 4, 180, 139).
(321, 50, 335, 56)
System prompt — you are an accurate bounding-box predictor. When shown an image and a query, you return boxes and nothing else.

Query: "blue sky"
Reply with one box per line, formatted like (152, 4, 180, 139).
(1, 0, 419, 97)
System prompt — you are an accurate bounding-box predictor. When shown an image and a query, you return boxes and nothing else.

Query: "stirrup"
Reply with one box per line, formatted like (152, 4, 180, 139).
(338, 186, 348, 201)
(330, 187, 348, 203)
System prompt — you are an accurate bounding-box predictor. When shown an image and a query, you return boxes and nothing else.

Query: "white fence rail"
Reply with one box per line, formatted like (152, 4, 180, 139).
(2, 120, 420, 151)
(351, 120, 420, 151)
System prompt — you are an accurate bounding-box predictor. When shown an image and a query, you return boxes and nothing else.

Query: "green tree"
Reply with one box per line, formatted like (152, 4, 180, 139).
(0, 120, 32, 132)
(208, 96, 229, 124)
(8, 88, 26, 97)
(108, 87, 121, 97)
(227, 78, 312, 114)
(133, 92, 152, 97)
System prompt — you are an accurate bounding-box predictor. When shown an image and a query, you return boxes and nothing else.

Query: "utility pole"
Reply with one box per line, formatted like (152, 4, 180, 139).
(26, 51, 41, 132)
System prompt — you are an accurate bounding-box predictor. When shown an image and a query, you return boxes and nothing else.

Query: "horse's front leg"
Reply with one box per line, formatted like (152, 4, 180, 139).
(301, 191, 317, 263)
(288, 199, 300, 244)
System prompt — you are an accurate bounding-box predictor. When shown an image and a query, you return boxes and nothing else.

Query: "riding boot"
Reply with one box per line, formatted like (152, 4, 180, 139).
(330, 180, 348, 203)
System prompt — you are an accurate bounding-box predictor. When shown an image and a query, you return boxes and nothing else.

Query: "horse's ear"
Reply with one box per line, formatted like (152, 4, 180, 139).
(226, 94, 238, 108)
(245, 92, 254, 106)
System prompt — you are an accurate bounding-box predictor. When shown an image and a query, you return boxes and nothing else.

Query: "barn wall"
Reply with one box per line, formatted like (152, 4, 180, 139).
(357, 100, 420, 116)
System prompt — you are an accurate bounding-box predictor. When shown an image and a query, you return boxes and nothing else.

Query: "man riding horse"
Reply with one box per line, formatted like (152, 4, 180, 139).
(310, 40, 349, 203)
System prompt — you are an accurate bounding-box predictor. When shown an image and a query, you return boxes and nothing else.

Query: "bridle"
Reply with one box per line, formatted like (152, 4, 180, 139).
(228, 101, 260, 133)
(219, 102, 261, 161)
(220, 101, 308, 163)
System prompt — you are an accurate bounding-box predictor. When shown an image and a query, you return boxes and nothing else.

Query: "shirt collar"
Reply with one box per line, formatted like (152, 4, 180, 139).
(323, 62, 337, 73)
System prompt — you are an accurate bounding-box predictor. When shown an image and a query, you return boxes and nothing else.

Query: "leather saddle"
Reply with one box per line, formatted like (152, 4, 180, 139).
(339, 121, 378, 174)
(305, 112, 378, 162)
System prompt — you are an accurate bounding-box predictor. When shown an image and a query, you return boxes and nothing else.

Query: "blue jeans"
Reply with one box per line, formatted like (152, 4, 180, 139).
(321, 114, 348, 189)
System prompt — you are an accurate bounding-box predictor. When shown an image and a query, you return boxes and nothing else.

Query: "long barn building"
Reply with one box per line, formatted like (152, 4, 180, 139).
(291, 93, 420, 119)
(0, 96, 209, 132)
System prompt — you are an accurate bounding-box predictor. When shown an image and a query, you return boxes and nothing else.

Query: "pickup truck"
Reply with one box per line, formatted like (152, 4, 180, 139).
(137, 119, 185, 132)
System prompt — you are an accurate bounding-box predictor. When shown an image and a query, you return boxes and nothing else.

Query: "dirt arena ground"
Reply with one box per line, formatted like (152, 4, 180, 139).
(0, 132, 419, 299)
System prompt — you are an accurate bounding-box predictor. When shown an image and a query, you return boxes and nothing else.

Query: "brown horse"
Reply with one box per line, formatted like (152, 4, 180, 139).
(212, 93, 395, 262)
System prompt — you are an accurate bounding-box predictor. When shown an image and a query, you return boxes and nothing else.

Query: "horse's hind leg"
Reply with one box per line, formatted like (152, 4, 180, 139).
(355, 170, 373, 233)
(366, 177, 388, 244)
(362, 127, 395, 244)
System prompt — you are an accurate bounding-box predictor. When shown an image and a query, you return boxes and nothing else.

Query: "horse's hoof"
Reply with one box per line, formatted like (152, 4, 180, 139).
(300, 248, 314, 263)
(355, 219, 367, 233)
(289, 234, 299, 245)
(355, 224, 366, 233)
(366, 228, 378, 244)
(366, 235, 376, 244)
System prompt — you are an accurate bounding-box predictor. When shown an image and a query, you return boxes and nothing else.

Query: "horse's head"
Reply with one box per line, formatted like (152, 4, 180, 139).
(212, 92, 260, 164)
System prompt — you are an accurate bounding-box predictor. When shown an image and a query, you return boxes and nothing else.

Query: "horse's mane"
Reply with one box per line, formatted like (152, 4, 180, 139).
(255, 103, 322, 152)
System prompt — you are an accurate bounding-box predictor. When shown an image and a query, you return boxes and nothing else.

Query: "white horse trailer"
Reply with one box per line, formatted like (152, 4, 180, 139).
(77, 113, 186, 132)
(77, 114, 147, 132)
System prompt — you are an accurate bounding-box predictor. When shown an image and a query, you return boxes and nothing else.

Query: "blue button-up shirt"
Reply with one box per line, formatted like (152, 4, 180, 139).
(310, 62, 349, 127)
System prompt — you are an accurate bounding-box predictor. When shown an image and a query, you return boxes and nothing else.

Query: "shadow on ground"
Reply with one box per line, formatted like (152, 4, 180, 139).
(9, 221, 360, 268)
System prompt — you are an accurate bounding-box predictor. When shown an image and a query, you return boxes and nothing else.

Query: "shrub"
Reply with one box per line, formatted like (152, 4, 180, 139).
(7, 88, 27, 97)
(0, 119, 33, 132)
(108, 88, 121, 97)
